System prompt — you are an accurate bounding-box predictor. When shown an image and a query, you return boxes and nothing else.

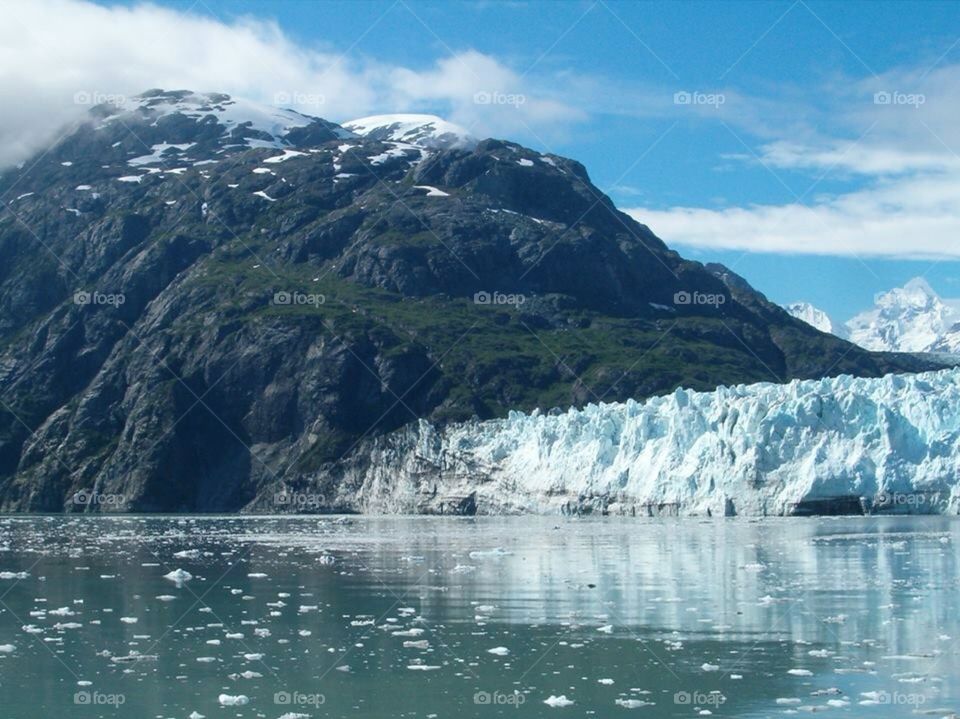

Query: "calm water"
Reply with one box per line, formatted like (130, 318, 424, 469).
(0, 516, 958, 718)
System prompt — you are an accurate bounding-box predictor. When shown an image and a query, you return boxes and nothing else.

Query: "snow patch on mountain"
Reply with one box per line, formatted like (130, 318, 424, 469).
(343, 114, 476, 149)
(785, 302, 845, 337)
(338, 368, 960, 516)
(97, 90, 353, 150)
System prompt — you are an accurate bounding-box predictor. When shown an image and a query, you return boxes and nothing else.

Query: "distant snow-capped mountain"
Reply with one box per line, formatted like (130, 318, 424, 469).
(784, 302, 844, 337)
(847, 278, 960, 354)
(786, 278, 960, 354)
(343, 114, 475, 149)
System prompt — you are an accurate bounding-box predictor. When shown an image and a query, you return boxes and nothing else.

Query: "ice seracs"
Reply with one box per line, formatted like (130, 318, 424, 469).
(341, 367, 960, 516)
(343, 114, 476, 149)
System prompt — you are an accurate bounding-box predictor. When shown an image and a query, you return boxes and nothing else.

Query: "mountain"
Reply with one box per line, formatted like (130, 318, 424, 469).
(784, 302, 845, 337)
(325, 367, 960, 516)
(343, 114, 475, 149)
(0, 89, 939, 512)
(846, 278, 960, 354)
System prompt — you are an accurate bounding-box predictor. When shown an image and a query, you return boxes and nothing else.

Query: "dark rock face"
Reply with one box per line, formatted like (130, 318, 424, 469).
(0, 90, 938, 512)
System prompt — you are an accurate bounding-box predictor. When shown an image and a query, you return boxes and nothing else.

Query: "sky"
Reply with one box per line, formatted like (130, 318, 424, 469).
(2, 0, 959, 321)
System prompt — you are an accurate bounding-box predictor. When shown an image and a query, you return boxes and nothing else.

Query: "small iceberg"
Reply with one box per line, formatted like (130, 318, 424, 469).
(163, 568, 192, 586)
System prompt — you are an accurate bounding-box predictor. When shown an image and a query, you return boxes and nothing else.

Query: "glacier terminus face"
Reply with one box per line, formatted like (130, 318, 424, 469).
(337, 368, 960, 516)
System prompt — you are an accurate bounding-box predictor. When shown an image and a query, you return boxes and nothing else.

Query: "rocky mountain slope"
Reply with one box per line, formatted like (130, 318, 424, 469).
(0, 90, 938, 512)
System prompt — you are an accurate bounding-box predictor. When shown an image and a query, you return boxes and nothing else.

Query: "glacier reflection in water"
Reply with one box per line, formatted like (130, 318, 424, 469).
(0, 515, 958, 717)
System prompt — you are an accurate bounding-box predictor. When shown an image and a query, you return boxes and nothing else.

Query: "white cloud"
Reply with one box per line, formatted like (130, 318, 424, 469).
(0, 0, 586, 168)
(627, 170, 960, 259)
(626, 59, 960, 259)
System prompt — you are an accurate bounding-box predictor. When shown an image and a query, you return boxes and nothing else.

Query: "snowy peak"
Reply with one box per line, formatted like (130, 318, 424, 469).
(92, 89, 353, 152)
(785, 302, 843, 337)
(847, 277, 960, 354)
(343, 114, 476, 149)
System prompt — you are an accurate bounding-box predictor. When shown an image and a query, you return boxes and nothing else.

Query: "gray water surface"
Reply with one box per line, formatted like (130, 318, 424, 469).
(0, 516, 958, 717)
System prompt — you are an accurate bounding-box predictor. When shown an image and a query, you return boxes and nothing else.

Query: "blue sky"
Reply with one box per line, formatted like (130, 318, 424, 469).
(10, 0, 960, 321)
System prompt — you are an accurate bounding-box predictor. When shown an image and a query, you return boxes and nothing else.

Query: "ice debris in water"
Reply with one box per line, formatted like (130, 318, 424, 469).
(163, 568, 192, 586)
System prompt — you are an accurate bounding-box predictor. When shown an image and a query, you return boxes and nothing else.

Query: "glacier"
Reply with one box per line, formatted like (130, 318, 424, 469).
(331, 368, 960, 516)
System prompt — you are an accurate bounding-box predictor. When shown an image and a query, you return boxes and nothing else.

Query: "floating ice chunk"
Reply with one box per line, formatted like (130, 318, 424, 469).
(407, 664, 441, 671)
(252, 191, 275, 202)
(615, 698, 654, 708)
(392, 628, 425, 637)
(218, 694, 249, 706)
(701, 663, 720, 672)
(0, 572, 28, 579)
(110, 653, 157, 663)
(163, 568, 192, 586)
(544, 695, 574, 707)
(119, 617, 138, 624)
(173, 549, 200, 559)
(597, 625, 613, 634)
(487, 646, 509, 656)
(0, 644, 14, 653)
(788, 669, 813, 676)
(598, 678, 614, 685)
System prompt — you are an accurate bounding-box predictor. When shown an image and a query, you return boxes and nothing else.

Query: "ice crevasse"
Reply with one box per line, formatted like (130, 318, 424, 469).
(345, 368, 960, 516)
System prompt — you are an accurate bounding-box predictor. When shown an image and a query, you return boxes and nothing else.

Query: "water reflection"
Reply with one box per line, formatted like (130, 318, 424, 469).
(0, 516, 957, 717)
